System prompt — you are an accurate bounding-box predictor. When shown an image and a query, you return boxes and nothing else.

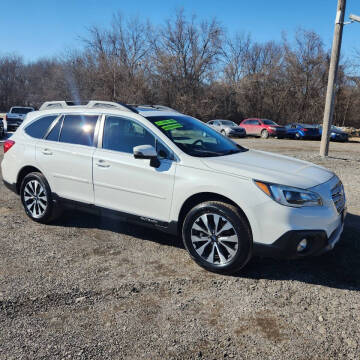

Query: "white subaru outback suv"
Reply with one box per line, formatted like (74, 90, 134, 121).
(1, 101, 346, 274)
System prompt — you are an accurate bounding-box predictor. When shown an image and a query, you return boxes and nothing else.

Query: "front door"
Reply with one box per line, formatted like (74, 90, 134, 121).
(93, 115, 176, 222)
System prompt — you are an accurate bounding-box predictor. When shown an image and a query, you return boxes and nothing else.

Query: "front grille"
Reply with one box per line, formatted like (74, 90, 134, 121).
(331, 181, 345, 214)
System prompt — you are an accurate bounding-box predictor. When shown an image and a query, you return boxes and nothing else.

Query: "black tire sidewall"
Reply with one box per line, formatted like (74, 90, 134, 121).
(20, 172, 54, 223)
(182, 202, 252, 274)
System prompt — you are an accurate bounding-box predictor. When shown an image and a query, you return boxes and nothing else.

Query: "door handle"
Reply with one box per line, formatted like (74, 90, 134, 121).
(41, 149, 53, 155)
(96, 160, 110, 168)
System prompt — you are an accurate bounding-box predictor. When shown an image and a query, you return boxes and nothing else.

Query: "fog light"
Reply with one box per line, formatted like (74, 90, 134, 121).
(297, 238, 308, 252)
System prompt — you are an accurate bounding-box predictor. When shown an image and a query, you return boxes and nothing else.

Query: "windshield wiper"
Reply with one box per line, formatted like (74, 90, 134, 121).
(223, 149, 241, 155)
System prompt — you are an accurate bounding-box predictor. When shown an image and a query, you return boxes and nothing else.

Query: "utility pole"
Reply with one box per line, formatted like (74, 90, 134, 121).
(320, 0, 346, 157)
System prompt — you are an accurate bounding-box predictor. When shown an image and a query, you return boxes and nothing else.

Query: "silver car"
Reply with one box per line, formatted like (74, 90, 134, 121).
(208, 119, 246, 138)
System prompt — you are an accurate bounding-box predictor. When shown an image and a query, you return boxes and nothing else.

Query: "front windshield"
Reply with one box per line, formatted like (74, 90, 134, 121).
(220, 120, 237, 126)
(146, 115, 247, 157)
(262, 119, 277, 125)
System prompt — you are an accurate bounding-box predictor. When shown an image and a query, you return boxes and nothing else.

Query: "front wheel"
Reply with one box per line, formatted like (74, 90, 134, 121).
(261, 129, 269, 139)
(20, 172, 61, 224)
(182, 201, 252, 274)
(221, 129, 227, 136)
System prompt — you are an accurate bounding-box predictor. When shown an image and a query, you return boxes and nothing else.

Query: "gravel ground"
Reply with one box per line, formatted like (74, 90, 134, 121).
(0, 138, 359, 360)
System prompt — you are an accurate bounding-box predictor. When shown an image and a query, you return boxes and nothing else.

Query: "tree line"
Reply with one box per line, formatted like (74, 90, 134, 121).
(1, 10, 360, 127)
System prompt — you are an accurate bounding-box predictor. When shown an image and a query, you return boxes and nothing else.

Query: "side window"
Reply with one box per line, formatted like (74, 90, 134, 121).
(253, 120, 260, 125)
(46, 116, 63, 141)
(102, 116, 155, 153)
(59, 115, 98, 146)
(25, 115, 58, 139)
(156, 140, 173, 160)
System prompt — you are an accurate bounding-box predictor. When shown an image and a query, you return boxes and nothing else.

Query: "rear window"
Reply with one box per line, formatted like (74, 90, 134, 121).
(59, 115, 98, 146)
(46, 117, 63, 141)
(25, 115, 58, 139)
(11, 108, 34, 114)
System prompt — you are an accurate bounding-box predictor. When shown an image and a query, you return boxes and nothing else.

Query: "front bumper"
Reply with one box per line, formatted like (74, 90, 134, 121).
(269, 130, 287, 137)
(250, 175, 346, 259)
(228, 130, 246, 137)
(253, 220, 344, 259)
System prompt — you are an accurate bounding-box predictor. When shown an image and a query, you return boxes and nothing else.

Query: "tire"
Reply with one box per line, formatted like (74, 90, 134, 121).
(261, 129, 269, 139)
(221, 129, 227, 136)
(182, 201, 252, 274)
(20, 172, 61, 224)
(295, 133, 302, 140)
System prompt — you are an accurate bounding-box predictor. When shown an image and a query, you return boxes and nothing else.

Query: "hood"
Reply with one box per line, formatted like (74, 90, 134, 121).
(202, 149, 334, 189)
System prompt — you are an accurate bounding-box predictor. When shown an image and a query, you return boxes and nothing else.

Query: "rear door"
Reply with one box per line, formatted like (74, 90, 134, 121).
(93, 115, 176, 222)
(252, 120, 263, 136)
(242, 120, 255, 135)
(36, 113, 99, 204)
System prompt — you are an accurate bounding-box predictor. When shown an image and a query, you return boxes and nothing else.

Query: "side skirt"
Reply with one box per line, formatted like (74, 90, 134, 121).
(52, 194, 179, 235)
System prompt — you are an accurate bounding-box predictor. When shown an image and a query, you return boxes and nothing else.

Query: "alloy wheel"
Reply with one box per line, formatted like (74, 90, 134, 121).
(190, 213, 239, 265)
(23, 180, 48, 219)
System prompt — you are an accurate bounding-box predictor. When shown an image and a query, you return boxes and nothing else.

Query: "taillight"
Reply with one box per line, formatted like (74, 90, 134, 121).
(302, 128, 308, 132)
(3, 140, 15, 154)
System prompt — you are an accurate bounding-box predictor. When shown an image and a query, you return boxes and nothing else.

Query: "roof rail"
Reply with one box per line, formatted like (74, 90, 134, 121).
(39, 100, 138, 113)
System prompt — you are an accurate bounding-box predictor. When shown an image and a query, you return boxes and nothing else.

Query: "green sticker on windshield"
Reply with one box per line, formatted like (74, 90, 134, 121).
(155, 119, 183, 131)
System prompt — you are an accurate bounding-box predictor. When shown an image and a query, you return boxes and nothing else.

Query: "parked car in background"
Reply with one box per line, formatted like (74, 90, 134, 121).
(318, 125, 349, 142)
(0, 118, 4, 138)
(286, 123, 321, 140)
(1, 100, 346, 274)
(207, 119, 246, 138)
(6, 107, 35, 131)
(239, 118, 287, 139)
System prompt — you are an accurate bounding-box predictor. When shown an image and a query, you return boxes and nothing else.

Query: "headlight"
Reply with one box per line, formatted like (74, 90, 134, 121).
(254, 180, 322, 207)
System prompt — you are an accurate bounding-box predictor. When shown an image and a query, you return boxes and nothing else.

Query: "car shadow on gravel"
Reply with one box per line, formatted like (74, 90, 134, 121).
(52, 209, 360, 290)
(242, 213, 360, 291)
(51, 208, 184, 249)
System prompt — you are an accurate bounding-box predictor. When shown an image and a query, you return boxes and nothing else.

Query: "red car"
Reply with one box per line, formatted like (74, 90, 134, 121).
(239, 118, 287, 139)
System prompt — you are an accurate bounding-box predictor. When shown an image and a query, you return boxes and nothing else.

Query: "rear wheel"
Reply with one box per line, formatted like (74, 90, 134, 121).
(182, 201, 252, 274)
(295, 133, 302, 140)
(261, 129, 269, 139)
(20, 172, 61, 224)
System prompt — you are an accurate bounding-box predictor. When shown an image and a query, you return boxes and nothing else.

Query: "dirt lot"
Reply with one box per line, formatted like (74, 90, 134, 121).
(0, 138, 359, 360)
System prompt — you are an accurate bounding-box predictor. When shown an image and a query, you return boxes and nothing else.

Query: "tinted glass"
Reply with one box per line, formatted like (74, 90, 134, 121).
(146, 115, 247, 157)
(220, 120, 237, 126)
(103, 116, 155, 153)
(46, 117, 63, 141)
(262, 119, 277, 125)
(25, 115, 57, 139)
(59, 115, 98, 146)
(11, 108, 34, 114)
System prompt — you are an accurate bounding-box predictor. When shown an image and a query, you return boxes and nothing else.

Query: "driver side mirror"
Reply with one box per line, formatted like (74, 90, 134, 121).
(133, 145, 160, 168)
